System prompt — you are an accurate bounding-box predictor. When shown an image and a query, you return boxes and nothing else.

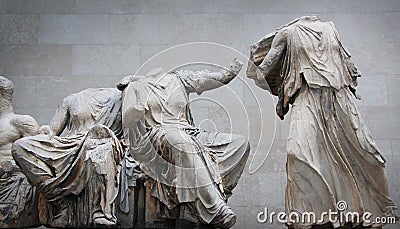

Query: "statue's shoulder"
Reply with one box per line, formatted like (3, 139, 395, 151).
(61, 88, 119, 104)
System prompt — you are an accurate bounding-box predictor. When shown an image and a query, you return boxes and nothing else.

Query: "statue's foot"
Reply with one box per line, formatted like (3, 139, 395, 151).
(219, 213, 236, 228)
(93, 217, 116, 227)
(211, 207, 236, 228)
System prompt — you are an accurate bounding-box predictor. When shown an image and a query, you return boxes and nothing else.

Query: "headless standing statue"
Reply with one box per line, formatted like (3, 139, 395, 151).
(248, 16, 398, 228)
(0, 76, 41, 228)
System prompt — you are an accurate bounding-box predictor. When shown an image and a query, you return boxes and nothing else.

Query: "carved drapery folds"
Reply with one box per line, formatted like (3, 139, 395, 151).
(7, 59, 249, 228)
(247, 16, 398, 228)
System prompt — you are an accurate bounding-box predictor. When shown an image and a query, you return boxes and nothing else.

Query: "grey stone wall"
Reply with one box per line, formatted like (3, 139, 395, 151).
(1, 1, 399, 228)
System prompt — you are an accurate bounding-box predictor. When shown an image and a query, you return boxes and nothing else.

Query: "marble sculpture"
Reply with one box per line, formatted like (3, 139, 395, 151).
(247, 15, 398, 228)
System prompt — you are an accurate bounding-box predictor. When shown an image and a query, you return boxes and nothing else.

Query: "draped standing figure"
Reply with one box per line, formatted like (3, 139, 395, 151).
(247, 15, 397, 228)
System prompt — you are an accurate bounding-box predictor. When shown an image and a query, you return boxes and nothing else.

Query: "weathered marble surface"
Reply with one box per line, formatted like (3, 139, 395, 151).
(8, 59, 250, 228)
(247, 15, 398, 228)
(0, 76, 40, 228)
(120, 59, 250, 228)
(12, 88, 125, 227)
(2, 1, 400, 228)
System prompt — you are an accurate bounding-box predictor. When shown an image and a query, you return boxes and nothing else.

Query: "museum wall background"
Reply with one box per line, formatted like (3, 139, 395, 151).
(0, 1, 399, 228)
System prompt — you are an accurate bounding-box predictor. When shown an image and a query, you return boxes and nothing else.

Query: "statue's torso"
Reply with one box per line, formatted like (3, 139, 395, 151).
(140, 74, 192, 129)
(65, 88, 121, 136)
(287, 20, 350, 90)
(0, 114, 25, 162)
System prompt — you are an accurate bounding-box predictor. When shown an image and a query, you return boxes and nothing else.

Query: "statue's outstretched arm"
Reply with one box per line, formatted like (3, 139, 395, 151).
(203, 58, 243, 87)
(179, 58, 243, 94)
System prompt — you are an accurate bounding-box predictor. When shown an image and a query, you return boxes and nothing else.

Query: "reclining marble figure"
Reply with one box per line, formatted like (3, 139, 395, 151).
(247, 15, 398, 228)
(119, 58, 250, 228)
(12, 87, 125, 227)
(0, 76, 41, 228)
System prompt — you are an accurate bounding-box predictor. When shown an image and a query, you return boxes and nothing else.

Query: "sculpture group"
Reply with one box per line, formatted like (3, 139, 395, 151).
(0, 16, 397, 228)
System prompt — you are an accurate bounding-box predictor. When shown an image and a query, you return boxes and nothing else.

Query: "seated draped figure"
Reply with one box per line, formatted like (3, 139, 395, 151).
(12, 87, 125, 227)
(0, 76, 41, 228)
(118, 58, 250, 228)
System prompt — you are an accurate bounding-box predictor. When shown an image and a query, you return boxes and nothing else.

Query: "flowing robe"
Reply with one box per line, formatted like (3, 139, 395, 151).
(0, 164, 40, 227)
(248, 17, 397, 228)
(122, 71, 249, 226)
(12, 88, 124, 227)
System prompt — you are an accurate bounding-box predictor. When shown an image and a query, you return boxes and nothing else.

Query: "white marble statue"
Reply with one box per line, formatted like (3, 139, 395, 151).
(119, 58, 250, 228)
(0, 76, 41, 228)
(247, 15, 397, 228)
(12, 88, 125, 227)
